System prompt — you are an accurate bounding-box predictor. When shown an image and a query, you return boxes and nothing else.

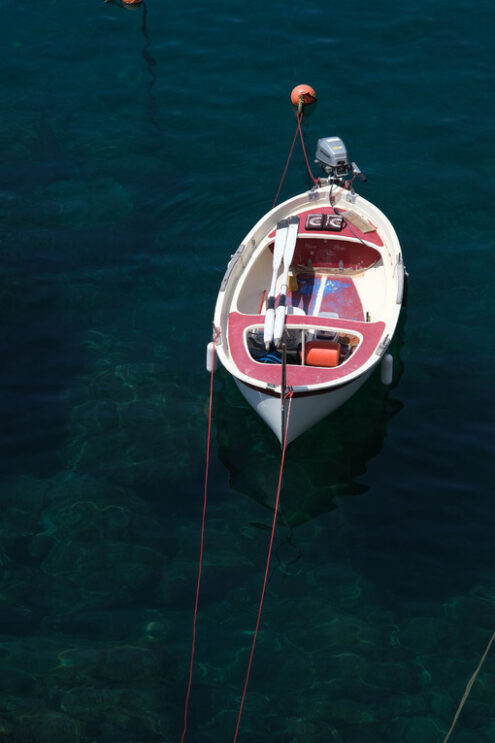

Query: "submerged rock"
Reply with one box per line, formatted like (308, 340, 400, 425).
(15, 712, 84, 743)
(392, 716, 443, 743)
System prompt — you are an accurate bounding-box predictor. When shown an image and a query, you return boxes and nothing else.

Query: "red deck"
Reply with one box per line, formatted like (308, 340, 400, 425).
(228, 312, 385, 387)
(268, 207, 384, 247)
(268, 209, 382, 274)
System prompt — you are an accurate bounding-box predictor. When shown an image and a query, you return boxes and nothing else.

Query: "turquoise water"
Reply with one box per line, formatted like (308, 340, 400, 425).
(1, 1, 494, 740)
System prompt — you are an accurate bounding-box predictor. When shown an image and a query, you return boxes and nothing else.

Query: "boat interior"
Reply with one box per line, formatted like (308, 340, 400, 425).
(231, 210, 387, 373)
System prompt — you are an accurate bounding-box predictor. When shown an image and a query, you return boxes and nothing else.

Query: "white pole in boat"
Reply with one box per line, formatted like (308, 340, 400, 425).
(264, 219, 289, 350)
(273, 216, 299, 348)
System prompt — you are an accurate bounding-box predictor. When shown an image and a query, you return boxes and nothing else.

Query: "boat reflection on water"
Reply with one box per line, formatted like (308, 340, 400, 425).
(214, 314, 406, 529)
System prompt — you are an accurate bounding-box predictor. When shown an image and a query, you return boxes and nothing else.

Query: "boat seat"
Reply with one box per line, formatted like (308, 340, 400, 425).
(228, 312, 385, 387)
(319, 311, 339, 319)
(287, 306, 306, 316)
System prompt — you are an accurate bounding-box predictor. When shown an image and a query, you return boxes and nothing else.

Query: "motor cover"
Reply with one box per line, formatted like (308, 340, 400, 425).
(315, 137, 350, 177)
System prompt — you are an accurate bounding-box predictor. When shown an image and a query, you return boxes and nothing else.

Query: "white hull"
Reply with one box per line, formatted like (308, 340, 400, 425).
(235, 366, 374, 445)
(212, 179, 405, 443)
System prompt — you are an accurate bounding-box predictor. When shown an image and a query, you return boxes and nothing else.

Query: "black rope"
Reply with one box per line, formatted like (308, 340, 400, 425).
(141, 2, 159, 130)
(105, 0, 159, 130)
(329, 180, 371, 250)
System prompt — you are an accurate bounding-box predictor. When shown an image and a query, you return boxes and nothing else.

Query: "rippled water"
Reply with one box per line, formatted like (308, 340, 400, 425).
(0, 1, 494, 741)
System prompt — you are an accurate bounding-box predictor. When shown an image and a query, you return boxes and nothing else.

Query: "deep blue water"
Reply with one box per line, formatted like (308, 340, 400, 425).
(0, 1, 494, 741)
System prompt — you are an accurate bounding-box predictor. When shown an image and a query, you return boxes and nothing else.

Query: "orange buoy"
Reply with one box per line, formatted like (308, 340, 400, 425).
(122, 0, 143, 4)
(304, 340, 341, 368)
(290, 84, 317, 112)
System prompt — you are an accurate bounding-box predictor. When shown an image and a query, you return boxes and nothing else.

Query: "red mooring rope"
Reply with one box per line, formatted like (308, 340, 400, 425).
(183, 109, 306, 739)
(232, 389, 294, 743)
(272, 114, 302, 208)
(298, 122, 319, 186)
(272, 113, 318, 208)
(180, 332, 219, 743)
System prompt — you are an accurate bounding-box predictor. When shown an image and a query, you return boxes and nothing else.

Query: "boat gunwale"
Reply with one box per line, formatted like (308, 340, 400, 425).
(213, 184, 403, 392)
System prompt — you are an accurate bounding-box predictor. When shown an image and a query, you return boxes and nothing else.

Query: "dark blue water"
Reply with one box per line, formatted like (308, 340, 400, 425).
(1, 1, 494, 740)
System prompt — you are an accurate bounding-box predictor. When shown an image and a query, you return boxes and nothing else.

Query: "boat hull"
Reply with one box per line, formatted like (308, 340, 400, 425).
(234, 366, 375, 445)
(213, 182, 404, 444)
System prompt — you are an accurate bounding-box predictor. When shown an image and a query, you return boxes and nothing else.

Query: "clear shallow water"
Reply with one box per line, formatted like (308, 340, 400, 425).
(0, 1, 494, 741)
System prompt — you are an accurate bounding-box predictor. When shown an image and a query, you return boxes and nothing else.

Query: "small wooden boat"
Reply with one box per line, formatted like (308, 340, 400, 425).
(209, 135, 406, 444)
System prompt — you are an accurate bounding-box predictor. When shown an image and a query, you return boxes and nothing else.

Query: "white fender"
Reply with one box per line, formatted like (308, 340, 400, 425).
(380, 353, 393, 385)
(206, 341, 218, 373)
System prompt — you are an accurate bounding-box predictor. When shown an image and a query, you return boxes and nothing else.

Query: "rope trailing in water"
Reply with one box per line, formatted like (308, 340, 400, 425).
(180, 330, 220, 743)
(442, 628, 495, 743)
(140, 2, 159, 130)
(232, 388, 294, 743)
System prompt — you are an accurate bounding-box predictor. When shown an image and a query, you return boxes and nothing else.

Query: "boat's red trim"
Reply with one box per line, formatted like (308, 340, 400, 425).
(228, 312, 385, 388)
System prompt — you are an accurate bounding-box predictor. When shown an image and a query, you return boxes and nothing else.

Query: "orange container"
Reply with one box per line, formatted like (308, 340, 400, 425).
(304, 340, 341, 367)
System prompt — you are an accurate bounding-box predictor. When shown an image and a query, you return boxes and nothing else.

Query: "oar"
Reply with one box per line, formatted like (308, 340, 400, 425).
(273, 216, 299, 347)
(264, 219, 289, 349)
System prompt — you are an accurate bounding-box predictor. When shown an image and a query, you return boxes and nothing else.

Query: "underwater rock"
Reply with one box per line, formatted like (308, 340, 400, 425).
(51, 642, 175, 686)
(389, 692, 429, 717)
(43, 473, 108, 504)
(450, 699, 495, 734)
(96, 645, 168, 683)
(362, 660, 422, 694)
(286, 614, 377, 654)
(41, 541, 162, 612)
(40, 487, 156, 546)
(0, 605, 40, 637)
(68, 399, 121, 436)
(0, 667, 36, 697)
(0, 716, 13, 735)
(51, 646, 103, 685)
(315, 652, 369, 697)
(399, 616, 447, 654)
(15, 712, 84, 743)
(444, 593, 495, 631)
(60, 687, 169, 739)
(326, 698, 383, 725)
(49, 608, 169, 643)
(279, 716, 324, 743)
(426, 689, 456, 725)
(28, 534, 55, 560)
(60, 686, 133, 717)
(0, 476, 47, 538)
(392, 715, 443, 743)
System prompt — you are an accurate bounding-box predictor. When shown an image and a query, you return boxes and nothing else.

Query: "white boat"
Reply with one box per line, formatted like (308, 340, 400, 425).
(209, 135, 406, 445)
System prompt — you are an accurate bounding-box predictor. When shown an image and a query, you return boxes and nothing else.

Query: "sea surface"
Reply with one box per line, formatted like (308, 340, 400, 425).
(1, 1, 494, 741)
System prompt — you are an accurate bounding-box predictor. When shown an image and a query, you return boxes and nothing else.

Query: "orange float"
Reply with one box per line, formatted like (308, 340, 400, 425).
(290, 84, 317, 109)
(304, 340, 341, 368)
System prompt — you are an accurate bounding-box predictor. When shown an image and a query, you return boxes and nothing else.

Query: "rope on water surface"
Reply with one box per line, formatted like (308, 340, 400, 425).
(232, 389, 294, 743)
(180, 330, 220, 743)
(442, 628, 495, 743)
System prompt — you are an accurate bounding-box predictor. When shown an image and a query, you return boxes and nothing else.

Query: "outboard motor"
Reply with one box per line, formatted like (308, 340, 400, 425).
(315, 137, 367, 184)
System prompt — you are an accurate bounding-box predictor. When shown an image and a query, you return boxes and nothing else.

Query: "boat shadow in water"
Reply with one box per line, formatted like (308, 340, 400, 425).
(214, 314, 406, 528)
